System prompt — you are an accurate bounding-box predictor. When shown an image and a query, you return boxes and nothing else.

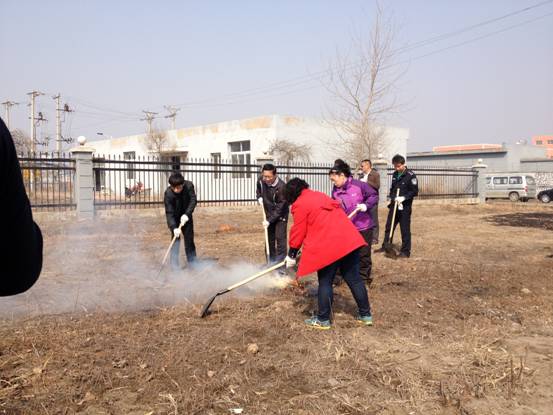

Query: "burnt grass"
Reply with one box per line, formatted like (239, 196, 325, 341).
(487, 212, 553, 231)
(1, 204, 553, 414)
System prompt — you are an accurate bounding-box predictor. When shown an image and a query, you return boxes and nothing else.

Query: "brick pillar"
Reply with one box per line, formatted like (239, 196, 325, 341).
(70, 136, 95, 218)
(471, 159, 488, 204)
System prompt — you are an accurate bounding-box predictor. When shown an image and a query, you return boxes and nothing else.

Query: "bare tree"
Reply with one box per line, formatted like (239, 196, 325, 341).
(145, 127, 173, 156)
(11, 129, 33, 155)
(268, 138, 312, 165)
(323, 3, 404, 164)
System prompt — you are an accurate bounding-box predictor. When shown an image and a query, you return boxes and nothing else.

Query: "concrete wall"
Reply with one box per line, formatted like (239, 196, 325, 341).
(408, 144, 548, 172)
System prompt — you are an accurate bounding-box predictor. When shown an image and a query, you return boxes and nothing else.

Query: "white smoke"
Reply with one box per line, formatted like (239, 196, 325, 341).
(0, 217, 291, 318)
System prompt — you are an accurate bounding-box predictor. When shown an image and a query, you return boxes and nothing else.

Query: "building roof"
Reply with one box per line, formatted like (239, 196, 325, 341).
(408, 148, 507, 158)
(432, 144, 503, 152)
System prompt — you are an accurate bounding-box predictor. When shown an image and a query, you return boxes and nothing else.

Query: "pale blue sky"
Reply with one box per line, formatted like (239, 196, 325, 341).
(1, 0, 552, 151)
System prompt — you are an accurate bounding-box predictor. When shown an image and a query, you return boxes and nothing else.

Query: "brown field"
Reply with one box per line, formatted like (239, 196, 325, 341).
(1, 203, 553, 414)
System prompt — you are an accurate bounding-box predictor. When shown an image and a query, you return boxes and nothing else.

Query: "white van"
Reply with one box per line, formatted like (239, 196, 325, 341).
(485, 174, 537, 202)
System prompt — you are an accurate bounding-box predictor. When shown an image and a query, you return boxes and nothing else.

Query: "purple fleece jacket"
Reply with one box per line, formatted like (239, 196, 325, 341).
(332, 177, 379, 231)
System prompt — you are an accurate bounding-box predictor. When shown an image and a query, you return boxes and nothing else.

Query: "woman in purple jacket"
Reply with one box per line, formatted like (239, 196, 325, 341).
(330, 159, 379, 286)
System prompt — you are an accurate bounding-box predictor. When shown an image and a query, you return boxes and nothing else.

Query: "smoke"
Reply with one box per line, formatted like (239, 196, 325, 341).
(0, 216, 291, 319)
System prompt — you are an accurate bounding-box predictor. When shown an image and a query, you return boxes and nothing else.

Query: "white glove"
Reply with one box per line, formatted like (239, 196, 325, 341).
(180, 214, 189, 226)
(398, 203, 404, 211)
(173, 228, 181, 238)
(396, 196, 406, 203)
(262, 220, 270, 229)
(285, 256, 296, 268)
(356, 203, 367, 212)
(258, 197, 264, 206)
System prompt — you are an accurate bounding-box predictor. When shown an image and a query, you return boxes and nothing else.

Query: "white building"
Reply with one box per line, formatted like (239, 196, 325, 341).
(91, 114, 408, 164)
(90, 114, 408, 201)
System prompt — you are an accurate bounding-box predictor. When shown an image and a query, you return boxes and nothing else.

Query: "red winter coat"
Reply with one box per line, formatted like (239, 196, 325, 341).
(289, 189, 367, 277)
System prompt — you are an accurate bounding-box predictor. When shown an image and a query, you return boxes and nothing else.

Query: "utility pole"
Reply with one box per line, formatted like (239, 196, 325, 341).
(1, 100, 19, 129)
(52, 94, 73, 153)
(27, 90, 45, 153)
(140, 110, 158, 134)
(164, 105, 180, 130)
(53, 94, 62, 153)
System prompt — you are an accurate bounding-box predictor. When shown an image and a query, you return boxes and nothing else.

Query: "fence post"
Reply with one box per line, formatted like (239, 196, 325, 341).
(471, 159, 488, 204)
(70, 136, 95, 218)
(372, 158, 389, 205)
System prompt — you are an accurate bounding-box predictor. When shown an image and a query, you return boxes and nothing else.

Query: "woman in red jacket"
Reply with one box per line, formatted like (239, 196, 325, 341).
(284, 178, 373, 329)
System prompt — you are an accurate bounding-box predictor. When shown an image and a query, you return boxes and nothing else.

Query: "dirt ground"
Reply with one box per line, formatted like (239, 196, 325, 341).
(1, 202, 553, 414)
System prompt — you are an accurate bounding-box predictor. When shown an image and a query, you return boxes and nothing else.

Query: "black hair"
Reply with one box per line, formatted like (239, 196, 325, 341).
(262, 163, 277, 174)
(284, 178, 309, 204)
(361, 159, 372, 166)
(169, 172, 185, 187)
(329, 158, 352, 177)
(391, 154, 406, 165)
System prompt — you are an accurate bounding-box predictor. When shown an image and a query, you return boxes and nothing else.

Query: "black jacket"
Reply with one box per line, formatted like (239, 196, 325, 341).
(256, 177, 289, 224)
(164, 181, 197, 231)
(0, 118, 43, 296)
(389, 168, 418, 204)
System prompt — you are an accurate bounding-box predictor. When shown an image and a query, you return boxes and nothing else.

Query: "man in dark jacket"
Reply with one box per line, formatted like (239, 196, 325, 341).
(164, 172, 197, 269)
(358, 159, 380, 244)
(256, 164, 289, 263)
(375, 154, 418, 258)
(0, 117, 43, 296)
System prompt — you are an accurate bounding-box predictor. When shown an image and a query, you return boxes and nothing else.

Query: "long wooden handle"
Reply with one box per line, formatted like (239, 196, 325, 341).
(348, 207, 362, 219)
(389, 188, 400, 241)
(161, 223, 184, 266)
(227, 261, 286, 291)
(261, 206, 270, 260)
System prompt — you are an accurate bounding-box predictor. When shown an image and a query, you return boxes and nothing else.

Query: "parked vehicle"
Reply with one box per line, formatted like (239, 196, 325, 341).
(537, 188, 553, 203)
(485, 174, 537, 202)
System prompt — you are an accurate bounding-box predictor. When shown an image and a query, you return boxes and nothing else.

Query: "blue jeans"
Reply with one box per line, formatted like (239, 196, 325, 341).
(316, 249, 371, 321)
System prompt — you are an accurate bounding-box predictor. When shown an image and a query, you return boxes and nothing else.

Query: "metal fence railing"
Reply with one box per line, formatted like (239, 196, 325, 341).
(382, 165, 478, 200)
(16, 153, 480, 211)
(91, 155, 334, 209)
(18, 153, 76, 211)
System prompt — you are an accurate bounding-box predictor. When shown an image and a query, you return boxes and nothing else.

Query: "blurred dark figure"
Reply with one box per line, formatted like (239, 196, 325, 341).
(0, 117, 43, 296)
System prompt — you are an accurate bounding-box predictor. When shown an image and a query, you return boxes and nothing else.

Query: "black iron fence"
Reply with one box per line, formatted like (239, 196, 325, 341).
(382, 165, 478, 200)
(17, 153, 480, 211)
(18, 153, 76, 211)
(91, 155, 334, 209)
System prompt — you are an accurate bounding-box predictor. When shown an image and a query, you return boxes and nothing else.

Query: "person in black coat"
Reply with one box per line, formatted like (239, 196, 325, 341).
(0, 117, 43, 296)
(164, 172, 197, 269)
(256, 163, 289, 263)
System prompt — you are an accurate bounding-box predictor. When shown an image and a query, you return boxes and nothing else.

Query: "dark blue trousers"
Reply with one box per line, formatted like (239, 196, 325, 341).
(316, 249, 371, 321)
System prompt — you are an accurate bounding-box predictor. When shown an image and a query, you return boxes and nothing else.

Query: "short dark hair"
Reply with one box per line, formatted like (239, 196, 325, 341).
(169, 172, 185, 187)
(284, 178, 309, 204)
(391, 154, 406, 165)
(261, 163, 277, 174)
(329, 159, 352, 177)
(361, 159, 372, 166)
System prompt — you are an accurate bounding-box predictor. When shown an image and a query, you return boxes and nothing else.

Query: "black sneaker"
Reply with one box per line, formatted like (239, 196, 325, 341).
(374, 246, 386, 253)
(398, 252, 410, 259)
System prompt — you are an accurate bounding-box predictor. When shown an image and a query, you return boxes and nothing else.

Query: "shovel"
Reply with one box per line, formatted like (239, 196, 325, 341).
(384, 189, 401, 258)
(348, 207, 362, 219)
(155, 222, 184, 280)
(200, 260, 286, 318)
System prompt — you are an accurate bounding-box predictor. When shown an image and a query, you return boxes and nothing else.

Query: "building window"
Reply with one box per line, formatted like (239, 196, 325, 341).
(211, 152, 221, 179)
(536, 140, 543, 145)
(229, 141, 251, 178)
(123, 151, 136, 180)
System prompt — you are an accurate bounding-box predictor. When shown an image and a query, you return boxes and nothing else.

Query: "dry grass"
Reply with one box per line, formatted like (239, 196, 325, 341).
(1, 203, 552, 414)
